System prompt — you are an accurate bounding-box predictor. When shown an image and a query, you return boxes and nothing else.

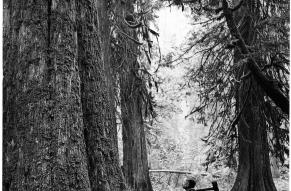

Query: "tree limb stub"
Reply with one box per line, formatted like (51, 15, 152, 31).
(222, 0, 289, 115)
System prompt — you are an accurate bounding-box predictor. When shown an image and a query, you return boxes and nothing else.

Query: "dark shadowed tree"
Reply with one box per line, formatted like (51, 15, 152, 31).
(3, 0, 126, 190)
(227, 1, 285, 190)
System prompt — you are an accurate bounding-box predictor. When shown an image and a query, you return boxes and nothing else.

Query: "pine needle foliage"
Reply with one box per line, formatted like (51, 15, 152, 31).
(174, 0, 289, 166)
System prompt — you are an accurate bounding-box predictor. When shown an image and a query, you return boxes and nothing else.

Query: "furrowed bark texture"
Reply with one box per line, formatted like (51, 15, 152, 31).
(76, 0, 126, 190)
(120, 47, 153, 191)
(231, 1, 277, 191)
(3, 0, 125, 190)
(232, 80, 277, 191)
(3, 0, 91, 190)
(117, 1, 154, 191)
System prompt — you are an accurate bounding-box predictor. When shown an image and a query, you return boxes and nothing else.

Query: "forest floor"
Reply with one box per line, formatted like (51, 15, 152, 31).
(149, 100, 289, 191)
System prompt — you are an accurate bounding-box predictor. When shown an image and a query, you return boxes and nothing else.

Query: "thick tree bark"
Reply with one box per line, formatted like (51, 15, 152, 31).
(231, 79, 277, 191)
(3, 0, 125, 190)
(121, 90, 153, 191)
(231, 1, 277, 191)
(3, 1, 91, 190)
(76, 1, 126, 191)
(117, 1, 154, 191)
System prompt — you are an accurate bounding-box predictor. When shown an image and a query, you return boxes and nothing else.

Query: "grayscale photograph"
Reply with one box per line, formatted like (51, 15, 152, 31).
(2, 0, 289, 190)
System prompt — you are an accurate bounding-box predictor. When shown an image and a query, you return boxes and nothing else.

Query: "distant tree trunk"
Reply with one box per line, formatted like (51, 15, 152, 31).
(121, 84, 153, 191)
(116, 2, 154, 191)
(120, 77, 153, 191)
(76, 0, 126, 191)
(3, 1, 91, 190)
(231, 1, 277, 191)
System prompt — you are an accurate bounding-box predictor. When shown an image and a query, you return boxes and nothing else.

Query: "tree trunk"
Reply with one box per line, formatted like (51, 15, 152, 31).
(121, 91, 153, 191)
(231, 1, 277, 190)
(76, 1, 126, 191)
(3, 1, 125, 190)
(116, 1, 154, 191)
(231, 79, 277, 191)
(3, 1, 91, 190)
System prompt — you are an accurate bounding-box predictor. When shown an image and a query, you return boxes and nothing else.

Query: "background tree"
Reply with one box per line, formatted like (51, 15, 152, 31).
(111, 0, 157, 190)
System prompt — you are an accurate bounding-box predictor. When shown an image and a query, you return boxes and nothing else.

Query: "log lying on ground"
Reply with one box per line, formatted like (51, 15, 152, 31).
(149, 170, 194, 174)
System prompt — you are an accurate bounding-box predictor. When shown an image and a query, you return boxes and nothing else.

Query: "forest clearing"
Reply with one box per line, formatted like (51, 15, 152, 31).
(2, 0, 289, 191)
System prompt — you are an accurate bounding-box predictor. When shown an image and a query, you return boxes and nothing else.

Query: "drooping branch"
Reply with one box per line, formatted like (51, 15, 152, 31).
(222, 0, 289, 115)
(117, 28, 143, 45)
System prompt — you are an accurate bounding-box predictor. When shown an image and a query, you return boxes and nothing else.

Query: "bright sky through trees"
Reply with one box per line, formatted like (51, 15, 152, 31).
(156, 6, 192, 54)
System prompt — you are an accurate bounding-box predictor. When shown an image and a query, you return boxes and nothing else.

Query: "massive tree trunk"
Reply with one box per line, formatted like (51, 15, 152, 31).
(232, 79, 277, 191)
(3, 0, 125, 191)
(76, 1, 126, 191)
(231, 1, 277, 191)
(3, 1, 91, 190)
(116, 1, 154, 191)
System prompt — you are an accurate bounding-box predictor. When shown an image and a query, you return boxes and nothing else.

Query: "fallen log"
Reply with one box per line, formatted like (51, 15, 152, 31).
(149, 170, 193, 174)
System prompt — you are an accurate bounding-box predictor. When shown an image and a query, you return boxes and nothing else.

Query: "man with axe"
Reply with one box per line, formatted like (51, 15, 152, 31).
(183, 178, 219, 191)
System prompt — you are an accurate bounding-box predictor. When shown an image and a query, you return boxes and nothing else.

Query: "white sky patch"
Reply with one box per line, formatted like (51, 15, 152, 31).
(153, 6, 196, 114)
(150, 6, 194, 80)
(156, 6, 192, 54)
